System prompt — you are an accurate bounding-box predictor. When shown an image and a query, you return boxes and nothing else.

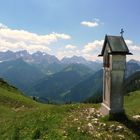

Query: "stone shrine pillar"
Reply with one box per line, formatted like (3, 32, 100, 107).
(99, 35, 132, 115)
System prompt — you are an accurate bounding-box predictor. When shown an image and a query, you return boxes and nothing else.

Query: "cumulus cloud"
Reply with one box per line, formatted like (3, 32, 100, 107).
(125, 39, 140, 60)
(56, 38, 140, 61)
(0, 23, 7, 29)
(81, 21, 98, 27)
(81, 40, 104, 61)
(65, 44, 77, 49)
(125, 40, 140, 51)
(0, 39, 51, 53)
(0, 23, 71, 53)
(125, 40, 133, 45)
(82, 40, 104, 53)
(56, 40, 104, 61)
(1, 23, 140, 61)
(53, 32, 70, 40)
(82, 39, 140, 61)
(57, 50, 81, 60)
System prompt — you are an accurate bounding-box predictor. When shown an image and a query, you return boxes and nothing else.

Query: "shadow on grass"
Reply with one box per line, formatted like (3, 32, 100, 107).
(109, 113, 140, 138)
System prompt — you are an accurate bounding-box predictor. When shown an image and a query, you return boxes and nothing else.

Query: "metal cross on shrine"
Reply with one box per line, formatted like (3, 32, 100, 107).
(120, 28, 124, 37)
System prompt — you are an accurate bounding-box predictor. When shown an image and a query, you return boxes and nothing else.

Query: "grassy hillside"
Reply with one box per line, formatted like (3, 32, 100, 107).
(0, 80, 140, 139)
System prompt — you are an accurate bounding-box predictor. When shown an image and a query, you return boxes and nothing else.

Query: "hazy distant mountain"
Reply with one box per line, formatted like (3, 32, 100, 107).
(62, 69, 103, 102)
(0, 50, 102, 74)
(0, 59, 45, 91)
(28, 64, 94, 102)
(128, 59, 140, 66)
(62, 63, 94, 77)
(0, 50, 140, 103)
(31, 51, 60, 64)
(61, 55, 102, 72)
(0, 50, 63, 75)
(0, 50, 31, 62)
(65, 59, 140, 103)
(62, 60, 140, 103)
(124, 71, 140, 94)
(0, 50, 60, 64)
(61, 55, 88, 64)
(31, 51, 62, 74)
(126, 59, 140, 77)
(0, 50, 17, 61)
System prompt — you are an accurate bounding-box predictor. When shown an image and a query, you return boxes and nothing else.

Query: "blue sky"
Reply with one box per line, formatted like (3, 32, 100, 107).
(0, 0, 140, 60)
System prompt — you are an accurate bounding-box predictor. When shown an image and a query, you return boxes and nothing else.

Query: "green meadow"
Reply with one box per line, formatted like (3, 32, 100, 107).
(0, 79, 140, 140)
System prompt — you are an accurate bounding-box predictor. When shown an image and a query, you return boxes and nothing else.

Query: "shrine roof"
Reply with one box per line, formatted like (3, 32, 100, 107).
(99, 35, 132, 56)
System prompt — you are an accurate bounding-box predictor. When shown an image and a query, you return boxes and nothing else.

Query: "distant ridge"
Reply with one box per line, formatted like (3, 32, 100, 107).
(0, 50, 102, 74)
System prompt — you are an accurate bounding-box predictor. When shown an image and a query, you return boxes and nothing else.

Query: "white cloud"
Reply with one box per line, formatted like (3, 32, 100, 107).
(1, 23, 140, 62)
(125, 39, 140, 60)
(0, 23, 7, 29)
(0, 39, 51, 53)
(125, 40, 133, 45)
(0, 23, 71, 53)
(81, 21, 99, 27)
(53, 32, 71, 40)
(82, 40, 104, 53)
(65, 44, 77, 49)
(82, 53, 102, 61)
(81, 40, 104, 61)
(56, 40, 104, 61)
(56, 39, 140, 61)
(82, 39, 140, 61)
(57, 50, 81, 60)
(125, 40, 140, 51)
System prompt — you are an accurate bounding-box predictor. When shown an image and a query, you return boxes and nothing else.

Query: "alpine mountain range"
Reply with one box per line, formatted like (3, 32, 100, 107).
(0, 50, 140, 103)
